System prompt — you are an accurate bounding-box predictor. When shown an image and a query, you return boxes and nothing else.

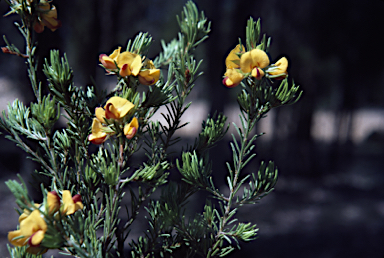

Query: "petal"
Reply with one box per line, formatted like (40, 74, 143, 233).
(130, 55, 143, 76)
(109, 47, 121, 60)
(124, 117, 139, 139)
(139, 69, 160, 85)
(117, 51, 136, 68)
(19, 212, 30, 223)
(95, 107, 106, 122)
(104, 103, 119, 119)
(20, 210, 47, 237)
(224, 68, 244, 86)
(8, 230, 28, 247)
(88, 134, 107, 144)
(105, 97, 134, 119)
(75, 202, 84, 211)
(268, 57, 288, 76)
(251, 67, 265, 79)
(47, 191, 60, 213)
(119, 63, 131, 77)
(30, 230, 45, 246)
(91, 118, 106, 135)
(62, 190, 75, 215)
(100, 55, 117, 70)
(225, 44, 244, 69)
(239, 51, 253, 73)
(250, 49, 270, 68)
(240, 49, 270, 73)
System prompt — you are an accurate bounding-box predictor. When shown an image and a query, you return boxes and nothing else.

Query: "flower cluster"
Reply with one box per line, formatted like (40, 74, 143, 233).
(222, 44, 288, 88)
(88, 96, 139, 144)
(7, 0, 61, 33)
(8, 190, 83, 254)
(99, 47, 160, 85)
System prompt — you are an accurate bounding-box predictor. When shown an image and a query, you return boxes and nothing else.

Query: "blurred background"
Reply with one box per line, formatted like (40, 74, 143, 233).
(1, 0, 384, 257)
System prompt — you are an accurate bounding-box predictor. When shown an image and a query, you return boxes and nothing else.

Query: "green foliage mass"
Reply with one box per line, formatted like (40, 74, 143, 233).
(1, 1, 301, 257)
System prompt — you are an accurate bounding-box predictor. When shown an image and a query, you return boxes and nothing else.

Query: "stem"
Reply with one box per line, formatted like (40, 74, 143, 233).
(208, 113, 256, 257)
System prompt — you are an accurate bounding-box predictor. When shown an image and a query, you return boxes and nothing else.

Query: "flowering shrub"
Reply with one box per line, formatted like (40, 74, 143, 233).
(1, 1, 301, 257)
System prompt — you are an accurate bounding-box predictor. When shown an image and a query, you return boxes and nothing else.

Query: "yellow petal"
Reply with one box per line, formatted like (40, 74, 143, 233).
(19, 211, 30, 223)
(100, 55, 117, 70)
(20, 210, 47, 237)
(251, 67, 265, 79)
(8, 230, 28, 247)
(62, 191, 83, 215)
(124, 117, 139, 139)
(47, 191, 60, 213)
(90, 118, 106, 136)
(240, 49, 270, 73)
(62, 190, 74, 215)
(75, 202, 84, 211)
(130, 55, 143, 76)
(225, 44, 244, 69)
(95, 107, 106, 122)
(139, 69, 160, 85)
(268, 57, 288, 76)
(224, 68, 244, 86)
(30, 230, 45, 246)
(109, 47, 121, 60)
(105, 96, 134, 119)
(117, 52, 136, 68)
(119, 63, 131, 77)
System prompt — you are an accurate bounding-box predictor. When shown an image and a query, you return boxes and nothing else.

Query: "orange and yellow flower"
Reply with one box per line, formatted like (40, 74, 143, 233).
(8, 209, 48, 254)
(88, 96, 138, 144)
(88, 118, 108, 145)
(266, 57, 288, 79)
(138, 60, 160, 85)
(99, 47, 121, 70)
(103, 96, 135, 120)
(240, 48, 270, 79)
(222, 45, 271, 87)
(117, 51, 143, 77)
(99, 48, 160, 84)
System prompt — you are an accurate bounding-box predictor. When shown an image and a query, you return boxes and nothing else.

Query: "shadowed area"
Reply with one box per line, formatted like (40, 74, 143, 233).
(1, 0, 384, 257)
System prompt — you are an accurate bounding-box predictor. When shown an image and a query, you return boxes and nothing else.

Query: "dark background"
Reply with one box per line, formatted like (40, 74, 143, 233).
(1, 0, 384, 257)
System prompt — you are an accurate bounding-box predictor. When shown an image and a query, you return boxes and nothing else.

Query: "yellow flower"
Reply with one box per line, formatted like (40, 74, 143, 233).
(104, 96, 135, 120)
(99, 47, 122, 70)
(62, 190, 83, 215)
(117, 52, 142, 77)
(88, 118, 108, 145)
(8, 209, 48, 254)
(223, 45, 271, 87)
(47, 191, 60, 214)
(223, 45, 244, 87)
(138, 60, 160, 85)
(266, 57, 288, 79)
(33, 1, 61, 33)
(88, 97, 135, 144)
(124, 117, 139, 139)
(223, 68, 244, 88)
(240, 49, 270, 79)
